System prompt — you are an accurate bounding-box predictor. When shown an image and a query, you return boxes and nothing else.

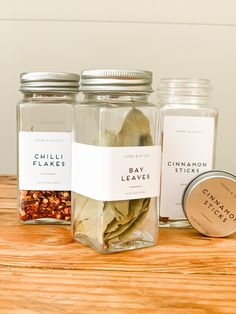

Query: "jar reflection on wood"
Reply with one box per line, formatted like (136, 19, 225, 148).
(72, 69, 161, 253)
(158, 78, 218, 228)
(17, 72, 79, 224)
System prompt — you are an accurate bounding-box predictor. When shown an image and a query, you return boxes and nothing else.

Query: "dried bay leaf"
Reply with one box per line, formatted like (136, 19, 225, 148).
(138, 134, 153, 146)
(104, 199, 144, 234)
(115, 108, 153, 147)
(74, 195, 105, 241)
(102, 202, 116, 230)
(104, 199, 150, 242)
(111, 200, 130, 220)
(118, 208, 149, 241)
(104, 198, 150, 241)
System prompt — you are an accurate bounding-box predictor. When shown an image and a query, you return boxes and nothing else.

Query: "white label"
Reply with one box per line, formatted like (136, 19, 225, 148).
(160, 116, 215, 219)
(72, 143, 161, 201)
(19, 132, 72, 191)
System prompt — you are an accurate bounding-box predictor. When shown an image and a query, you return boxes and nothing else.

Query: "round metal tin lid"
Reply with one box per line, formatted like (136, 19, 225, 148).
(182, 170, 236, 237)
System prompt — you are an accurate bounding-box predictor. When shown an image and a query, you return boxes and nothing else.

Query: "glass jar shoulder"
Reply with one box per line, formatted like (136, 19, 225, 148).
(73, 99, 159, 146)
(76, 98, 158, 110)
(160, 103, 218, 117)
(18, 96, 75, 108)
(17, 98, 73, 132)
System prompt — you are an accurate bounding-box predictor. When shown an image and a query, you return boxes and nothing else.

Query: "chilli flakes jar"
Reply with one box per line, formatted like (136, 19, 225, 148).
(17, 72, 79, 224)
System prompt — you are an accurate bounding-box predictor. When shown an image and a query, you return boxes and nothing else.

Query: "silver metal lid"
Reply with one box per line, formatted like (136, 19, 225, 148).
(182, 170, 236, 237)
(80, 69, 153, 93)
(20, 72, 80, 93)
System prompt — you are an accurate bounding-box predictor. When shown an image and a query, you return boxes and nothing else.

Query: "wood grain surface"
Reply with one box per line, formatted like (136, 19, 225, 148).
(0, 176, 236, 314)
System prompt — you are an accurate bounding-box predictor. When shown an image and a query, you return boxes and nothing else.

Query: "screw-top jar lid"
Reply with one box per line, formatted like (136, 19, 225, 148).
(80, 69, 153, 93)
(182, 170, 236, 237)
(20, 72, 80, 93)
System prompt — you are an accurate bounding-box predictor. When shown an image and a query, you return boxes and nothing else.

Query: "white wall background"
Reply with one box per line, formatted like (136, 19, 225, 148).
(0, 0, 236, 174)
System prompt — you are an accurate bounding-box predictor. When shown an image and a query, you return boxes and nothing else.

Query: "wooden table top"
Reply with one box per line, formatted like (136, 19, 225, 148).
(0, 176, 236, 314)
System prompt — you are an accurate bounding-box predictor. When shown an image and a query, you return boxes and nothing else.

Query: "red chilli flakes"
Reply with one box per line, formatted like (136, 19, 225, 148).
(19, 190, 71, 221)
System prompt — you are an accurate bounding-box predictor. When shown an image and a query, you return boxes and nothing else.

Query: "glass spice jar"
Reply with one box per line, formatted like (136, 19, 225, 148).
(17, 72, 79, 224)
(158, 78, 218, 228)
(72, 69, 161, 253)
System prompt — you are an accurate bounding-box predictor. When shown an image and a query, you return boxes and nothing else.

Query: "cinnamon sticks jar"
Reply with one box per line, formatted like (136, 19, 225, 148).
(17, 72, 79, 224)
(158, 79, 218, 227)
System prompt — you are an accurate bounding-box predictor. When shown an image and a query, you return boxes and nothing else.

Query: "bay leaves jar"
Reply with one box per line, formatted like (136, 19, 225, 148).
(72, 69, 161, 253)
(158, 78, 218, 227)
(17, 72, 79, 224)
